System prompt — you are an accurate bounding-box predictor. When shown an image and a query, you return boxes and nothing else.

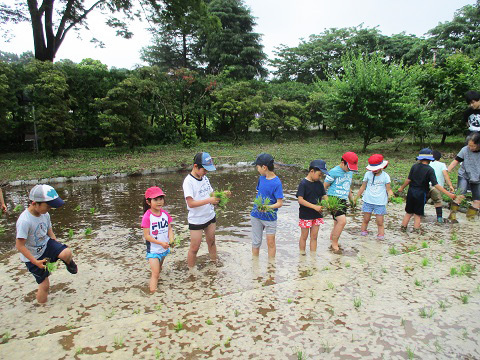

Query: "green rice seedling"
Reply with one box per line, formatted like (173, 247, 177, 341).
(114, 335, 124, 347)
(345, 262, 351, 268)
(287, 298, 293, 303)
(73, 205, 81, 212)
(0, 225, 5, 234)
(322, 266, 330, 271)
(132, 308, 141, 314)
(421, 241, 428, 249)
(174, 320, 184, 332)
(451, 232, 458, 242)
(253, 196, 275, 215)
(224, 337, 231, 347)
(381, 267, 388, 273)
(320, 196, 346, 215)
(327, 281, 335, 290)
(1, 331, 11, 344)
(104, 309, 116, 320)
(205, 319, 213, 325)
(213, 188, 231, 209)
(439, 239, 444, 245)
(75, 347, 83, 355)
(421, 257, 429, 267)
(450, 267, 458, 276)
(414, 279, 422, 287)
(434, 340, 443, 353)
(349, 197, 358, 211)
(370, 290, 376, 297)
(461, 294, 469, 304)
(406, 346, 415, 359)
(389, 246, 399, 255)
(353, 297, 362, 309)
(45, 259, 58, 274)
(469, 250, 476, 255)
(390, 196, 403, 204)
(454, 254, 460, 259)
(13, 204, 23, 212)
(321, 340, 332, 353)
(67, 228, 74, 238)
(401, 318, 406, 327)
(459, 263, 473, 275)
(89, 207, 95, 214)
(438, 255, 443, 262)
(84, 227, 92, 235)
(433, 278, 440, 283)
(155, 349, 163, 359)
(404, 265, 414, 272)
(146, 332, 153, 338)
(357, 255, 366, 264)
(297, 349, 307, 360)
(234, 309, 240, 317)
(407, 245, 418, 253)
(154, 304, 162, 311)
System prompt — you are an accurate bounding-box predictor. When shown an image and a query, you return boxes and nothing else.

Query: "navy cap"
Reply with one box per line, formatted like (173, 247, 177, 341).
(252, 153, 274, 166)
(416, 148, 435, 161)
(193, 152, 216, 171)
(309, 159, 329, 175)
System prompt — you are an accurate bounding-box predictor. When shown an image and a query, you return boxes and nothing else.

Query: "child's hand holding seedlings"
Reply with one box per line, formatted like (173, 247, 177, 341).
(34, 258, 47, 270)
(160, 241, 170, 249)
(209, 196, 220, 205)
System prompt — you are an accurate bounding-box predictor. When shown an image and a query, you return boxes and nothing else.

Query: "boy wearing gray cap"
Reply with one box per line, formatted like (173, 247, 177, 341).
(296, 160, 329, 253)
(15, 184, 77, 303)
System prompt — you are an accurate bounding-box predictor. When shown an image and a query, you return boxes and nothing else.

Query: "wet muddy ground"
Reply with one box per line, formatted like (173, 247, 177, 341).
(0, 168, 479, 359)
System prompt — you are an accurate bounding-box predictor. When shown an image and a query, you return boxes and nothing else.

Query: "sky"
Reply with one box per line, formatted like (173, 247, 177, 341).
(0, 0, 475, 69)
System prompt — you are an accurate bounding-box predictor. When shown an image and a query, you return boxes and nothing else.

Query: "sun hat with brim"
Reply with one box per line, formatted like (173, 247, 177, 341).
(194, 152, 216, 171)
(366, 154, 389, 171)
(416, 148, 435, 161)
(29, 184, 65, 208)
(145, 187, 165, 199)
(342, 151, 359, 171)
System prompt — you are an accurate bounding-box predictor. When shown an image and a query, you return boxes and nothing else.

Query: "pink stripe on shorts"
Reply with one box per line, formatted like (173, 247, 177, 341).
(299, 218, 325, 228)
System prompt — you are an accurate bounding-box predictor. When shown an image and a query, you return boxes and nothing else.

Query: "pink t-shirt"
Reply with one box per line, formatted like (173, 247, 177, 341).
(141, 209, 172, 254)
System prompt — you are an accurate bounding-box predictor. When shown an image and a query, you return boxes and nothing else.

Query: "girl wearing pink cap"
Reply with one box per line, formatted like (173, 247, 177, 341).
(142, 186, 173, 293)
(355, 154, 394, 240)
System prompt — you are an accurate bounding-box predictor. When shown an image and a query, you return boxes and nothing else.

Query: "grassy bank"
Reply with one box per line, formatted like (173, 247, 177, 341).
(0, 133, 467, 184)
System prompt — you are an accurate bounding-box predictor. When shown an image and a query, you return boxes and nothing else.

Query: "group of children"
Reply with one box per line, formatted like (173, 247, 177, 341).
(12, 139, 479, 301)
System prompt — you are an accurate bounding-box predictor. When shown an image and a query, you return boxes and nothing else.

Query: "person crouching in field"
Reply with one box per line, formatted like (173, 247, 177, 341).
(398, 149, 456, 231)
(296, 160, 328, 253)
(16, 185, 77, 303)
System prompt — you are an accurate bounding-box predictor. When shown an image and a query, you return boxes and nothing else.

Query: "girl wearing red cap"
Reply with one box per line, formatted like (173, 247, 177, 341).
(355, 154, 394, 240)
(142, 186, 173, 293)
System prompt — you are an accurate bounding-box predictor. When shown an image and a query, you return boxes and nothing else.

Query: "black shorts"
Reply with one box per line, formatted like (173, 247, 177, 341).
(405, 187, 427, 216)
(25, 238, 68, 284)
(332, 198, 348, 219)
(189, 216, 216, 230)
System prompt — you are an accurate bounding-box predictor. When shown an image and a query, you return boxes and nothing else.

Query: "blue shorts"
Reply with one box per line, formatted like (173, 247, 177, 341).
(362, 202, 387, 215)
(146, 248, 170, 261)
(25, 238, 68, 284)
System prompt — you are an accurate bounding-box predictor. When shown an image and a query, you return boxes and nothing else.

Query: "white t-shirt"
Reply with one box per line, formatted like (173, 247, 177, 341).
(16, 210, 51, 262)
(182, 174, 215, 225)
(141, 209, 172, 254)
(429, 161, 447, 187)
(362, 171, 391, 206)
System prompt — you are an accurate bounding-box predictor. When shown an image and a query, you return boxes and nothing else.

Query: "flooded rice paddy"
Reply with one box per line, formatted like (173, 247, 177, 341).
(0, 167, 479, 359)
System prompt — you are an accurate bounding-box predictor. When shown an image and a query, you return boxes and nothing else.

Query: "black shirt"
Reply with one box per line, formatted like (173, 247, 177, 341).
(296, 178, 326, 220)
(408, 162, 438, 193)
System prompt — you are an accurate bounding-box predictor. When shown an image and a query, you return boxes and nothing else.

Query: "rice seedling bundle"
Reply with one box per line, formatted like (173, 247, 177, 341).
(213, 189, 230, 209)
(319, 197, 345, 215)
(45, 259, 58, 274)
(390, 196, 403, 204)
(253, 196, 275, 215)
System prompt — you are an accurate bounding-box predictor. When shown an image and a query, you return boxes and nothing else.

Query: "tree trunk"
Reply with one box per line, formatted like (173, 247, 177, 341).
(441, 132, 447, 145)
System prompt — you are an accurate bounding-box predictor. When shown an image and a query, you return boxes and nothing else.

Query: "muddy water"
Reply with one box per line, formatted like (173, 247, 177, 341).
(0, 168, 479, 359)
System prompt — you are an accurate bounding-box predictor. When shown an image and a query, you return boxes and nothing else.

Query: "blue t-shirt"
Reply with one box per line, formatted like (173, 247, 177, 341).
(362, 171, 391, 205)
(324, 166, 353, 200)
(251, 175, 284, 221)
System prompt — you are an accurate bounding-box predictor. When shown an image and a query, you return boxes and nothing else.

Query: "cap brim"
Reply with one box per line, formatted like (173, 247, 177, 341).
(46, 197, 65, 208)
(203, 164, 216, 171)
(319, 169, 329, 176)
(416, 156, 434, 161)
(347, 163, 358, 171)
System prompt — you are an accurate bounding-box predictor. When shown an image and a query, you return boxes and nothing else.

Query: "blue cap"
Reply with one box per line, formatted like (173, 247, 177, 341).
(309, 159, 329, 175)
(416, 148, 435, 161)
(194, 152, 216, 171)
(252, 153, 274, 167)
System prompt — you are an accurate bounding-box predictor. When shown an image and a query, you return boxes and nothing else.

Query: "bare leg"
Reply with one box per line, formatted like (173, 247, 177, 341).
(299, 227, 309, 253)
(57, 247, 73, 263)
(331, 215, 346, 251)
(266, 234, 276, 258)
(37, 277, 49, 304)
(148, 258, 160, 293)
(401, 213, 412, 228)
(187, 229, 203, 269)
(204, 222, 217, 263)
(309, 225, 319, 252)
(361, 212, 372, 232)
(413, 214, 422, 229)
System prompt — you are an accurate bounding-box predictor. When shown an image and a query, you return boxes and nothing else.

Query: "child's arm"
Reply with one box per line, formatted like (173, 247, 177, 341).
(47, 227, 57, 241)
(168, 224, 174, 244)
(324, 182, 331, 191)
(397, 178, 411, 192)
(185, 196, 219, 208)
(442, 170, 455, 192)
(0, 188, 7, 213)
(268, 199, 283, 209)
(298, 196, 323, 213)
(143, 228, 170, 249)
(15, 238, 46, 269)
(385, 183, 394, 199)
(355, 182, 367, 201)
(433, 184, 456, 200)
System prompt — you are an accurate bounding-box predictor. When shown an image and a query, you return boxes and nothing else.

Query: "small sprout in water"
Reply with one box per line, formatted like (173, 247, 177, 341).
(357, 255, 366, 264)
(461, 294, 469, 304)
(297, 349, 308, 360)
(321, 340, 332, 353)
(414, 279, 422, 287)
(154, 304, 162, 311)
(104, 309, 116, 319)
(407, 245, 417, 253)
(406, 346, 415, 359)
(327, 281, 334, 290)
(322, 266, 330, 271)
(381, 266, 388, 274)
(345, 262, 351, 268)
(174, 320, 184, 332)
(13, 204, 23, 212)
(451, 232, 458, 241)
(353, 297, 362, 309)
(89, 207, 95, 214)
(450, 267, 458, 276)
(68, 228, 74, 238)
(132, 308, 141, 314)
(389, 246, 399, 255)
(421, 257, 429, 267)
(401, 318, 406, 327)
(421, 241, 428, 249)
(438, 255, 443, 262)
(434, 340, 443, 353)
(114, 335, 124, 347)
(74, 205, 81, 212)
(154, 349, 163, 359)
(84, 227, 92, 235)
(419, 306, 435, 318)
(224, 336, 231, 347)
(1, 331, 11, 344)
(438, 300, 447, 310)
(234, 309, 240, 317)
(370, 290, 376, 297)
(0, 225, 6, 234)
(75, 347, 83, 355)
(439, 239, 444, 245)
(469, 250, 476, 255)
(206, 319, 213, 325)
(287, 298, 293, 304)
(454, 254, 460, 259)
(146, 332, 153, 339)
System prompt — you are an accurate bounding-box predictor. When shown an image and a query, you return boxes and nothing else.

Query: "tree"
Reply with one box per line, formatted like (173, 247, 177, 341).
(256, 98, 305, 140)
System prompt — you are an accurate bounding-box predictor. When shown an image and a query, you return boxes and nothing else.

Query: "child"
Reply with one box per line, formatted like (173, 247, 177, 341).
(428, 150, 455, 223)
(142, 186, 173, 293)
(251, 153, 284, 258)
(398, 148, 456, 231)
(182, 152, 219, 270)
(15, 184, 77, 303)
(0, 187, 6, 213)
(464, 90, 480, 137)
(355, 154, 394, 240)
(447, 132, 480, 221)
(296, 160, 328, 253)
(324, 152, 358, 254)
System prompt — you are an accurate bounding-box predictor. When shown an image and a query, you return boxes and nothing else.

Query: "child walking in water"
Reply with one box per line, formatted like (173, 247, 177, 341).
(355, 154, 394, 240)
(296, 160, 328, 253)
(142, 187, 173, 293)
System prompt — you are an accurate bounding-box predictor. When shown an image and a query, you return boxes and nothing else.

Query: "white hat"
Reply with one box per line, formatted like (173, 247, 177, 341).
(29, 184, 65, 208)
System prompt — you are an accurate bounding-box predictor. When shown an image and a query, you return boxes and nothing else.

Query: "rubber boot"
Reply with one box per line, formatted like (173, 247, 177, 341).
(448, 203, 460, 223)
(466, 206, 479, 221)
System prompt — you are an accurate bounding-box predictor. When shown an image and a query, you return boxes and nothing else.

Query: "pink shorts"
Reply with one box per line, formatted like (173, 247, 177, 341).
(299, 218, 324, 228)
